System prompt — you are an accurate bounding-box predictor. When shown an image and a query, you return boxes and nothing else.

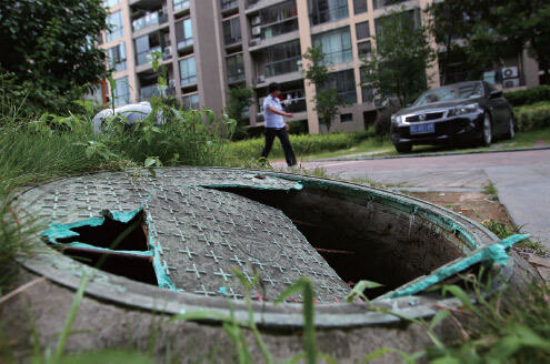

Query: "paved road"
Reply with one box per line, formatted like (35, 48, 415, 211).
(299, 150, 550, 249)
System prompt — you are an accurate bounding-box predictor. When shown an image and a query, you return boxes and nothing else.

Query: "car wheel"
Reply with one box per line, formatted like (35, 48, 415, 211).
(505, 114, 515, 140)
(395, 143, 412, 153)
(481, 113, 492, 146)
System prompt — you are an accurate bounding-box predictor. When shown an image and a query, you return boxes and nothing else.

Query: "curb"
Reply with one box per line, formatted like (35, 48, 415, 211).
(312, 145, 550, 162)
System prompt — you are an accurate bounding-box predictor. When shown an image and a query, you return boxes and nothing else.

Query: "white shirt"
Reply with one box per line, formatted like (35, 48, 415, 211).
(263, 95, 285, 129)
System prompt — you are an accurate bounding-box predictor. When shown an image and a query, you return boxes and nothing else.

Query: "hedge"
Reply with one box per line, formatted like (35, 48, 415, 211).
(505, 86, 550, 107)
(226, 131, 369, 161)
(514, 102, 550, 132)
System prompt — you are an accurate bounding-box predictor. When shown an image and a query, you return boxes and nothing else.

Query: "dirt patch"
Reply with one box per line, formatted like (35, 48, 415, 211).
(408, 191, 512, 225)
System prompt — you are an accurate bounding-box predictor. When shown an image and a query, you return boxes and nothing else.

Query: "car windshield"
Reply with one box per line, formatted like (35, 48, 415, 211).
(413, 83, 483, 106)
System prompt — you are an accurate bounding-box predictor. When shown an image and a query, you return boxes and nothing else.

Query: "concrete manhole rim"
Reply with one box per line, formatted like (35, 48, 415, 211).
(15, 167, 512, 329)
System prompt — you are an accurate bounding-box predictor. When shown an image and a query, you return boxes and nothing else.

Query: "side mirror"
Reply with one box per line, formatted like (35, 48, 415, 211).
(490, 90, 503, 99)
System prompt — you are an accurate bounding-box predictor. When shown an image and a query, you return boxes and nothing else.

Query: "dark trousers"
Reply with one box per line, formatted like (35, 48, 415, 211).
(261, 128, 297, 166)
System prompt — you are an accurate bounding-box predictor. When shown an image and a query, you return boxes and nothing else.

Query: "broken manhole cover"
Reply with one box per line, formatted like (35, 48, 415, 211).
(16, 167, 529, 328)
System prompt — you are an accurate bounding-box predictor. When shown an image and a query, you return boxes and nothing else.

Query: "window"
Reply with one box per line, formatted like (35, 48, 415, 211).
(174, 0, 190, 12)
(309, 0, 348, 26)
(341, 113, 353, 122)
(179, 57, 197, 86)
(106, 10, 123, 42)
(324, 70, 356, 104)
(113, 77, 130, 107)
(353, 0, 367, 14)
(227, 54, 245, 83)
(135, 33, 161, 65)
(103, 0, 119, 9)
(223, 17, 241, 46)
(357, 40, 371, 59)
(259, 1, 298, 40)
(182, 93, 200, 110)
(176, 18, 193, 50)
(373, 0, 408, 10)
(263, 40, 301, 77)
(221, 0, 238, 10)
(107, 42, 127, 72)
(360, 67, 375, 103)
(313, 28, 352, 65)
(355, 21, 370, 40)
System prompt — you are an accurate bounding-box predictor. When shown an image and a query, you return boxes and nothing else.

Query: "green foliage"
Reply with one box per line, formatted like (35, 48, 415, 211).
(0, 0, 109, 94)
(226, 85, 253, 122)
(226, 131, 368, 163)
(362, 8, 434, 106)
(505, 85, 550, 106)
(514, 101, 550, 132)
(302, 46, 341, 132)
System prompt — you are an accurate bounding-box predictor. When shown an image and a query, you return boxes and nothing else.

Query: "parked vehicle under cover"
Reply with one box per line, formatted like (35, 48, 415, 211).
(390, 81, 515, 153)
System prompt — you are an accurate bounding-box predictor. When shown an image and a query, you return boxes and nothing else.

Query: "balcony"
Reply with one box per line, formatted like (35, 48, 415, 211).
(228, 71, 245, 84)
(136, 46, 162, 66)
(264, 57, 300, 78)
(132, 11, 168, 33)
(140, 84, 162, 101)
(173, 0, 190, 13)
(221, 0, 238, 11)
(177, 38, 194, 52)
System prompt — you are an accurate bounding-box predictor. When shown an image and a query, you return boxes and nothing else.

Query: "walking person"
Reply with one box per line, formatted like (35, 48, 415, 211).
(260, 82, 297, 168)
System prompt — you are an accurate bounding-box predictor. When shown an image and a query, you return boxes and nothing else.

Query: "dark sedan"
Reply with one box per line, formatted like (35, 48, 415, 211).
(390, 81, 515, 153)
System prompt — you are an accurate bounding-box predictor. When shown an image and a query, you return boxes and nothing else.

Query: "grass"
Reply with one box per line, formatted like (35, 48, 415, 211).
(1, 96, 549, 363)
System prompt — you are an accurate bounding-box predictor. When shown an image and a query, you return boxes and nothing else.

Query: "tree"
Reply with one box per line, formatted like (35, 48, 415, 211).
(302, 46, 340, 132)
(361, 8, 434, 106)
(428, 0, 550, 84)
(0, 0, 109, 95)
(225, 85, 253, 122)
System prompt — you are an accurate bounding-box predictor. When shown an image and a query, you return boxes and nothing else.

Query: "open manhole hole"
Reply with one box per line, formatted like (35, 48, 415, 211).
(17, 168, 529, 328)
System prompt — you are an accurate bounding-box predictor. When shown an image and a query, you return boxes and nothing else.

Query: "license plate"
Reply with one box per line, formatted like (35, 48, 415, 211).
(410, 122, 435, 135)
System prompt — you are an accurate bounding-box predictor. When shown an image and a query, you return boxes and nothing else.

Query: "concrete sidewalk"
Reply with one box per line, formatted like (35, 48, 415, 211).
(293, 150, 550, 251)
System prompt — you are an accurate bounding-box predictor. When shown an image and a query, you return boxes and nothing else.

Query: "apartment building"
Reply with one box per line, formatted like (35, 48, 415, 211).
(99, 0, 543, 134)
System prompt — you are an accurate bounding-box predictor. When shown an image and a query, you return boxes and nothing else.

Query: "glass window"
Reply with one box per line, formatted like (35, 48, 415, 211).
(173, 0, 190, 12)
(106, 10, 123, 42)
(221, 0, 238, 10)
(114, 77, 130, 107)
(360, 67, 375, 102)
(375, 9, 420, 37)
(357, 40, 371, 59)
(135, 33, 161, 65)
(107, 42, 127, 72)
(258, 1, 299, 40)
(182, 93, 200, 110)
(340, 113, 353, 122)
(414, 82, 483, 106)
(324, 70, 356, 104)
(223, 17, 241, 46)
(313, 27, 352, 65)
(263, 40, 301, 77)
(179, 57, 197, 86)
(355, 21, 370, 40)
(227, 54, 245, 83)
(103, 0, 119, 9)
(176, 18, 194, 50)
(353, 0, 367, 14)
(309, 0, 348, 26)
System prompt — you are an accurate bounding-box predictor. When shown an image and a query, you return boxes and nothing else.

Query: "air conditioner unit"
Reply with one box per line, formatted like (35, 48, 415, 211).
(251, 16, 261, 26)
(502, 66, 519, 80)
(163, 47, 172, 55)
(256, 75, 265, 83)
(252, 26, 261, 36)
(249, 37, 261, 47)
(503, 78, 520, 89)
(168, 79, 176, 87)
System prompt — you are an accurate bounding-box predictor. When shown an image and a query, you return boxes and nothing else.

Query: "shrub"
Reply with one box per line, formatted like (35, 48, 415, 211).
(514, 102, 550, 132)
(373, 101, 401, 138)
(504, 85, 550, 107)
(226, 131, 368, 162)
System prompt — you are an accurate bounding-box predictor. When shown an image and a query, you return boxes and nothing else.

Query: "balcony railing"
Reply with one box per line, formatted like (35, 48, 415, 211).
(177, 38, 194, 50)
(228, 71, 245, 83)
(311, 6, 348, 26)
(174, 0, 190, 12)
(261, 18, 298, 40)
(221, 0, 238, 10)
(136, 46, 162, 65)
(132, 11, 168, 32)
(324, 49, 353, 65)
(264, 57, 300, 78)
(140, 84, 162, 100)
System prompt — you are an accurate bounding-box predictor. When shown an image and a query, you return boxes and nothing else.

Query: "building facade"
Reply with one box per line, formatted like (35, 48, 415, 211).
(99, 0, 544, 134)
